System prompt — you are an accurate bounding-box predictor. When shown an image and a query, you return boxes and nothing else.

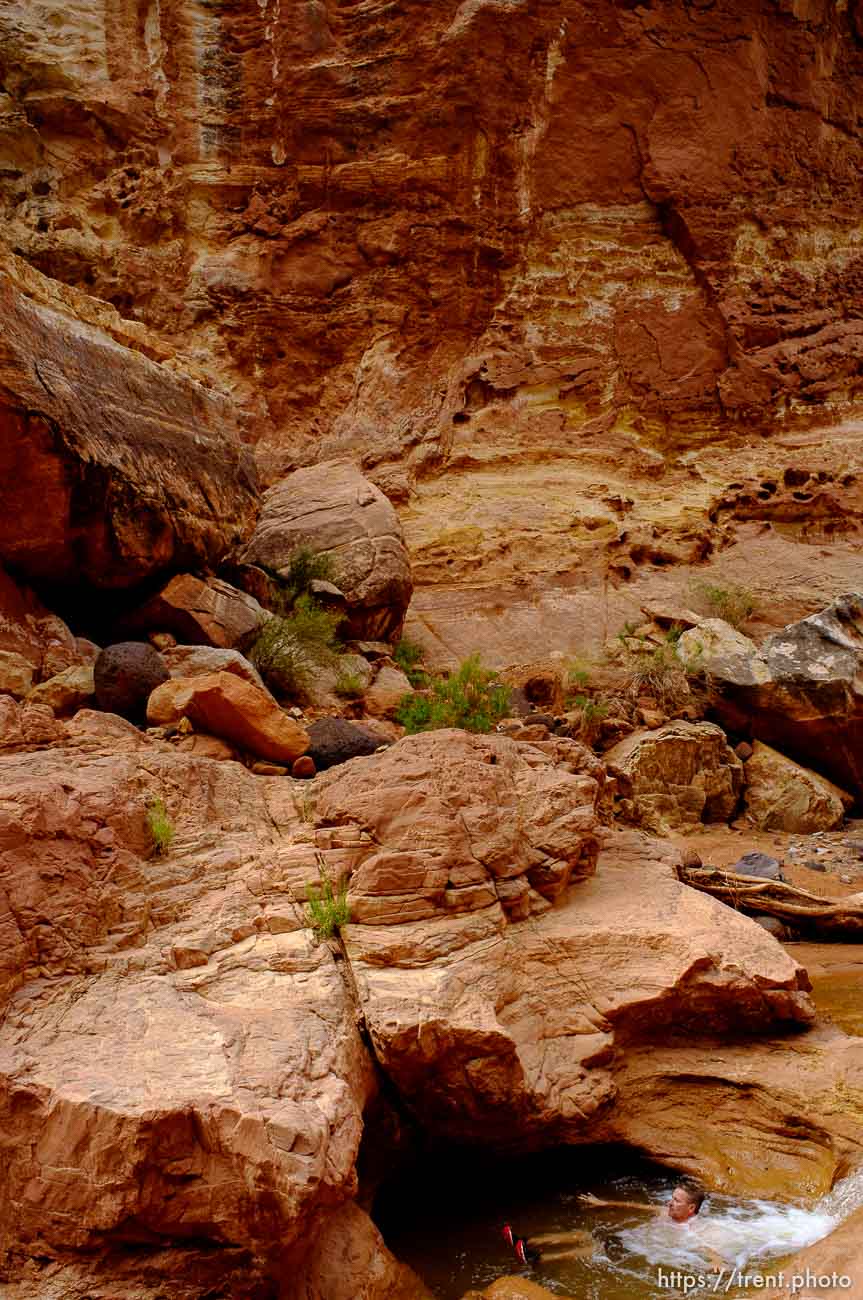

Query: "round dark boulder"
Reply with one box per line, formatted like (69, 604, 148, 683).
(307, 717, 381, 770)
(94, 641, 170, 720)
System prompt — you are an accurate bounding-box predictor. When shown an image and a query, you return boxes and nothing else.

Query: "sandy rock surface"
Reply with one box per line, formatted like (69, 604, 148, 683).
(164, 643, 268, 691)
(0, 735, 411, 1295)
(343, 825, 819, 1157)
(0, 720, 858, 1296)
(744, 741, 853, 833)
(605, 721, 744, 833)
(462, 1280, 573, 1300)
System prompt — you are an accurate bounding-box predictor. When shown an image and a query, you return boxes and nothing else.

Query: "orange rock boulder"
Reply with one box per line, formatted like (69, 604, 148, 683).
(147, 671, 308, 762)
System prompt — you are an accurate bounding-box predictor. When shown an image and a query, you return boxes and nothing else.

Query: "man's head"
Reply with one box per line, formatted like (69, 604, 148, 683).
(668, 1182, 705, 1222)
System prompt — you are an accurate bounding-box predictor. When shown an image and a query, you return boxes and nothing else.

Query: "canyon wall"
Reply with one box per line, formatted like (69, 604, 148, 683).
(1, 0, 861, 486)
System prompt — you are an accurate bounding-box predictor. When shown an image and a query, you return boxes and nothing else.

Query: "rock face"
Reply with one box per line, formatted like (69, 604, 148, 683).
(0, 0, 861, 464)
(0, 561, 84, 679)
(0, 254, 258, 593)
(697, 595, 863, 799)
(0, 733, 424, 1299)
(337, 819, 818, 1156)
(316, 730, 604, 927)
(605, 721, 744, 834)
(27, 664, 94, 714)
(0, 719, 858, 1297)
(242, 463, 413, 642)
(164, 644, 267, 692)
(744, 741, 853, 833)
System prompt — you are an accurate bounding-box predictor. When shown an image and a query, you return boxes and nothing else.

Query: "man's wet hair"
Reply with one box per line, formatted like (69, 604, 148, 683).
(678, 1181, 706, 1213)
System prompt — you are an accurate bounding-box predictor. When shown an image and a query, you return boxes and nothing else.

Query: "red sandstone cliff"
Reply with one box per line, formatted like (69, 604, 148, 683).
(0, 0, 861, 482)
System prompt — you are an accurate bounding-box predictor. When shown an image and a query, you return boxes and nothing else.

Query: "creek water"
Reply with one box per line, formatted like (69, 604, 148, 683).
(376, 964, 863, 1300)
(376, 1148, 863, 1299)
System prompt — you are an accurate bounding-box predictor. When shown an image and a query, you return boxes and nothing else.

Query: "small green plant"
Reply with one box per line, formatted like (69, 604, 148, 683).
(572, 694, 609, 743)
(617, 638, 692, 713)
(566, 660, 591, 692)
(393, 636, 429, 687)
(333, 671, 365, 699)
(617, 619, 641, 645)
(305, 864, 350, 943)
(146, 797, 174, 856)
(265, 547, 337, 615)
(395, 653, 510, 734)
(248, 596, 342, 698)
(284, 546, 336, 600)
(690, 580, 757, 630)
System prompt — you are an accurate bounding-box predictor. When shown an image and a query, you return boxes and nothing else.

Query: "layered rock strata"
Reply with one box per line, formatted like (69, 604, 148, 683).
(0, 253, 257, 594)
(0, 0, 861, 462)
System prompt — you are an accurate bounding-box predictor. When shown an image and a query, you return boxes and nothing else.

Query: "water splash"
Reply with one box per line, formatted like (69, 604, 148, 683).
(617, 1166, 863, 1274)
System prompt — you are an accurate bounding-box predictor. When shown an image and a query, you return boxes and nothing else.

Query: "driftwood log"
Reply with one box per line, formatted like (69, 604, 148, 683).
(677, 865, 863, 939)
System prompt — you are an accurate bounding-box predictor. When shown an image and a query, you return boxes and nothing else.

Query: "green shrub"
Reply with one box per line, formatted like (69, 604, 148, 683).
(395, 654, 510, 734)
(334, 671, 365, 699)
(147, 797, 174, 856)
(266, 547, 337, 615)
(617, 638, 692, 713)
(564, 658, 593, 703)
(690, 580, 757, 630)
(393, 636, 428, 687)
(248, 596, 342, 698)
(306, 866, 350, 943)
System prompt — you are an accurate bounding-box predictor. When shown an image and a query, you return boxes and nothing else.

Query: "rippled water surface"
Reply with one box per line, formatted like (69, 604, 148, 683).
(376, 1149, 863, 1300)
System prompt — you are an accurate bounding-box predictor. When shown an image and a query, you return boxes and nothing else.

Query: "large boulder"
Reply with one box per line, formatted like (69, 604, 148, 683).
(682, 595, 863, 800)
(240, 461, 412, 642)
(0, 652, 33, 700)
(0, 744, 378, 1288)
(316, 730, 604, 927)
(744, 741, 853, 833)
(338, 811, 817, 1154)
(363, 663, 413, 718)
(0, 261, 257, 592)
(605, 720, 743, 834)
(146, 671, 308, 763)
(122, 575, 268, 649)
(94, 642, 169, 720)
